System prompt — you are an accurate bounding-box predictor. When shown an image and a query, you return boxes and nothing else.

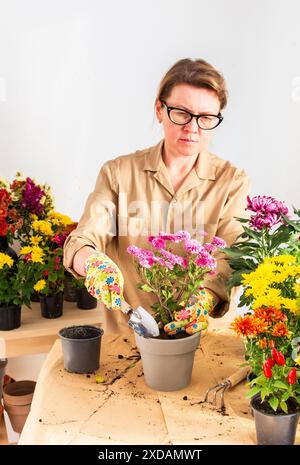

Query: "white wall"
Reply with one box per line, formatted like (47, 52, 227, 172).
(0, 0, 299, 221)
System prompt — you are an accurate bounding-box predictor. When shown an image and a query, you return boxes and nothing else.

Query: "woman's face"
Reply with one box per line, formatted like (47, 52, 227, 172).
(155, 83, 221, 159)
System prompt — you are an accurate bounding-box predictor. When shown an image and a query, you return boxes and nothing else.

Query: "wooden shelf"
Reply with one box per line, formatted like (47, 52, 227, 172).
(0, 301, 101, 358)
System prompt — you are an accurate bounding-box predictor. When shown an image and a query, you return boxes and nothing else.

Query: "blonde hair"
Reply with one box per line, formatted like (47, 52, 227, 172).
(156, 58, 228, 110)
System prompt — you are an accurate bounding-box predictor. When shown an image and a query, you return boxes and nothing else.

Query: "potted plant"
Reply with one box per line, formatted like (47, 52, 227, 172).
(0, 180, 23, 259)
(225, 195, 300, 444)
(126, 230, 226, 391)
(0, 250, 33, 330)
(247, 351, 300, 445)
(8, 172, 54, 242)
(19, 212, 76, 318)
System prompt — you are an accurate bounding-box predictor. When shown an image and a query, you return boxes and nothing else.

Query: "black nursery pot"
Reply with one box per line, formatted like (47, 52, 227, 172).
(30, 291, 40, 303)
(76, 287, 97, 310)
(64, 275, 78, 302)
(0, 304, 21, 331)
(59, 325, 103, 374)
(251, 395, 300, 445)
(40, 292, 64, 319)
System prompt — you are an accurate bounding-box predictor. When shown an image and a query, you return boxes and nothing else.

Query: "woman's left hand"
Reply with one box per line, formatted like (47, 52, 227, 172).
(163, 288, 218, 336)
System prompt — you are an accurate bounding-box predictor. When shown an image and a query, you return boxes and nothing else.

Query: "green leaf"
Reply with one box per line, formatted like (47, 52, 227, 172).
(273, 380, 289, 390)
(260, 388, 270, 402)
(246, 386, 261, 398)
(280, 400, 288, 414)
(269, 396, 279, 412)
(140, 284, 153, 293)
(281, 392, 290, 402)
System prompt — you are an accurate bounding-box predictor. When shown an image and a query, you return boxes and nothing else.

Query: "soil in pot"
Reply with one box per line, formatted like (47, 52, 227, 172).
(59, 325, 104, 374)
(3, 380, 36, 433)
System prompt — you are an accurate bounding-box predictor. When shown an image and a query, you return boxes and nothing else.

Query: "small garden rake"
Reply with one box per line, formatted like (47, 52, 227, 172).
(202, 365, 252, 411)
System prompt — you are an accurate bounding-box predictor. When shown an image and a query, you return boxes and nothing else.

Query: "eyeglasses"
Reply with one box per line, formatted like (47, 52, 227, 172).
(160, 100, 223, 130)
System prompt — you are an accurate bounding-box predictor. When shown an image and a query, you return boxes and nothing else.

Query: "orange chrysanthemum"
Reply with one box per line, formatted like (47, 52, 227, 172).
(253, 307, 286, 324)
(231, 315, 268, 337)
(272, 322, 289, 337)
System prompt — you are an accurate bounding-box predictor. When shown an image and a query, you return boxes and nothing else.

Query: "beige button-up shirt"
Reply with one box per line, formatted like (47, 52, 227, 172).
(63, 139, 250, 332)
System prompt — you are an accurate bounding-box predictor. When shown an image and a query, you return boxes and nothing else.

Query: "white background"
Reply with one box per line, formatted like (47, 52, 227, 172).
(0, 0, 299, 221)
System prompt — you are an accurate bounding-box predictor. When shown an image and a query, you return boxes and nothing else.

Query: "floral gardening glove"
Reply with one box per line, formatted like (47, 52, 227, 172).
(163, 288, 218, 336)
(84, 252, 124, 312)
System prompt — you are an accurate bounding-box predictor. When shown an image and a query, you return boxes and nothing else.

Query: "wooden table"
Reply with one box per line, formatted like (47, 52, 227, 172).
(0, 301, 102, 358)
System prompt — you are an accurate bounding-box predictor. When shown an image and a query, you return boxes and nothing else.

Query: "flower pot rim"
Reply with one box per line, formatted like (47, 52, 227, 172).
(0, 303, 21, 310)
(3, 380, 36, 405)
(251, 394, 300, 417)
(144, 331, 201, 344)
(59, 325, 103, 341)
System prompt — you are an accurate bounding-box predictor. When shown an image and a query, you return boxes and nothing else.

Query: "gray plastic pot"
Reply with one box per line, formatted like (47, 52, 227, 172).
(251, 395, 300, 445)
(59, 325, 103, 374)
(0, 358, 8, 401)
(135, 331, 200, 391)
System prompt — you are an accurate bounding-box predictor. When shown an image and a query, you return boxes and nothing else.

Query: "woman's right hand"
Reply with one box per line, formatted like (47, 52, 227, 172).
(73, 246, 96, 276)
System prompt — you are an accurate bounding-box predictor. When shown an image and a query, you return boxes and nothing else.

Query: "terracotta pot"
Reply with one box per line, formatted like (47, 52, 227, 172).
(0, 358, 8, 401)
(59, 325, 103, 373)
(40, 292, 64, 319)
(0, 304, 21, 331)
(135, 331, 201, 391)
(3, 380, 36, 433)
(251, 394, 300, 445)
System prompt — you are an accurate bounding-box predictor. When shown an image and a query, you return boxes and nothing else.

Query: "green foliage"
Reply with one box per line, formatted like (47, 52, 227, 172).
(223, 209, 300, 292)
(247, 364, 300, 413)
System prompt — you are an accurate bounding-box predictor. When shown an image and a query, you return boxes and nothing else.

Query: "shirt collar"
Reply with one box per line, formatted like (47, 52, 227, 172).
(143, 139, 216, 181)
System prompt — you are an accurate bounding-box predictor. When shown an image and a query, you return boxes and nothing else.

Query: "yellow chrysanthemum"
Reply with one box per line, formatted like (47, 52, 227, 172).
(30, 249, 44, 264)
(0, 253, 14, 270)
(295, 356, 300, 366)
(32, 220, 54, 236)
(30, 236, 42, 246)
(34, 280, 46, 292)
(20, 246, 32, 255)
(48, 212, 73, 226)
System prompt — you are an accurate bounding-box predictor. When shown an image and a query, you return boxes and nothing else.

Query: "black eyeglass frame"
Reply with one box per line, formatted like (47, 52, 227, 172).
(160, 100, 223, 130)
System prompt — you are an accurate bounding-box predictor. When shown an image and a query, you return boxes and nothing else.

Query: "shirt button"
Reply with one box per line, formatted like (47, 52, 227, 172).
(172, 198, 177, 203)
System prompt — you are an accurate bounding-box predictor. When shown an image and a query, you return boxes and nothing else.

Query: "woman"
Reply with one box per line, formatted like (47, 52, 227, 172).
(63, 58, 250, 334)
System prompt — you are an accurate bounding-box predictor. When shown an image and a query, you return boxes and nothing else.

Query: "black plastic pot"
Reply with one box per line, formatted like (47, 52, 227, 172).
(0, 358, 8, 400)
(76, 287, 97, 310)
(59, 325, 103, 374)
(0, 304, 21, 330)
(64, 275, 77, 302)
(0, 237, 18, 261)
(251, 395, 300, 445)
(40, 292, 64, 319)
(30, 291, 40, 303)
